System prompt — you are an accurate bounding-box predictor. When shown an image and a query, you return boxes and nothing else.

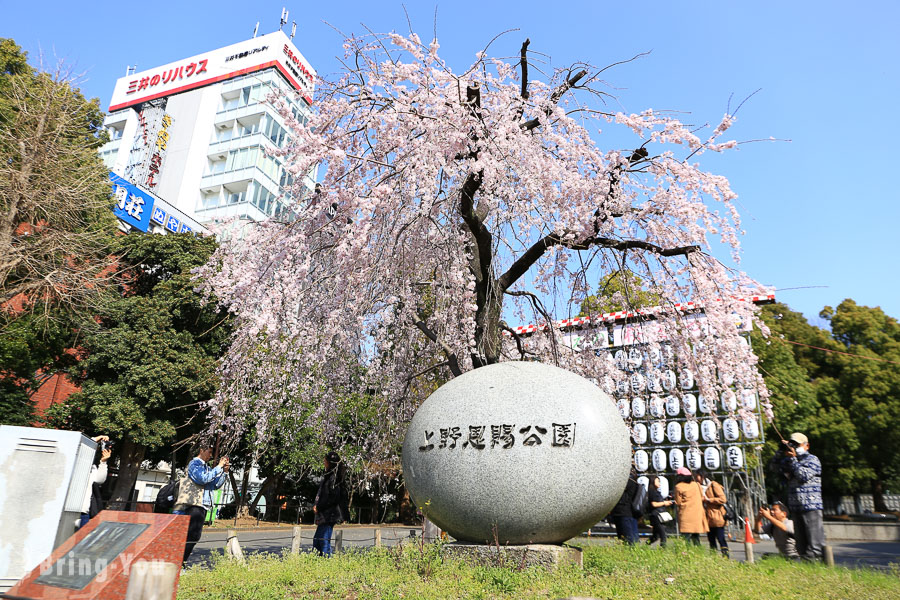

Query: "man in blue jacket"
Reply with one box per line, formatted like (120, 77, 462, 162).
(173, 443, 229, 563)
(777, 432, 825, 560)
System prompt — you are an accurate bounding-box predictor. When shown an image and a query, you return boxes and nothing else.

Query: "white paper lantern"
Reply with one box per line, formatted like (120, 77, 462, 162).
(682, 394, 697, 416)
(723, 418, 740, 441)
(698, 394, 713, 414)
(666, 421, 682, 443)
(720, 371, 735, 387)
(630, 372, 646, 394)
(616, 398, 629, 419)
(614, 349, 628, 370)
(652, 449, 667, 471)
(634, 449, 649, 472)
(662, 370, 677, 391)
(741, 388, 758, 410)
(637, 475, 649, 490)
(628, 348, 644, 369)
(649, 395, 665, 418)
(701, 419, 719, 442)
(684, 421, 699, 442)
(680, 369, 695, 390)
(631, 398, 646, 419)
(686, 447, 702, 470)
(616, 379, 629, 396)
(703, 447, 721, 470)
(669, 448, 684, 470)
(741, 416, 760, 439)
(658, 476, 670, 498)
(647, 372, 663, 393)
(726, 446, 744, 469)
(662, 345, 676, 366)
(721, 390, 737, 412)
(648, 346, 662, 367)
(665, 395, 681, 417)
(632, 423, 648, 444)
(649, 421, 666, 444)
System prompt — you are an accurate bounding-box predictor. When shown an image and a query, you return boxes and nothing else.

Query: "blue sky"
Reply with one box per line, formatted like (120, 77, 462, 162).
(4, 1, 898, 326)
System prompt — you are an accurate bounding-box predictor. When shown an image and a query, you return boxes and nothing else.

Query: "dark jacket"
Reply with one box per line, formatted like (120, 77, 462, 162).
(609, 477, 639, 518)
(315, 468, 348, 525)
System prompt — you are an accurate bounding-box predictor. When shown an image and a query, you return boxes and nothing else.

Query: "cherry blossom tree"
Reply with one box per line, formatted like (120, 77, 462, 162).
(199, 32, 770, 459)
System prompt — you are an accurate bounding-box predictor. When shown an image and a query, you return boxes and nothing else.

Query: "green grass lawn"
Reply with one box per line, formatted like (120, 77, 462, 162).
(177, 539, 899, 599)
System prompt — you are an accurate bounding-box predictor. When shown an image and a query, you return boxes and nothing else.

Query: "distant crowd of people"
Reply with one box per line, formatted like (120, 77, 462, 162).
(612, 430, 826, 561)
(79, 438, 348, 564)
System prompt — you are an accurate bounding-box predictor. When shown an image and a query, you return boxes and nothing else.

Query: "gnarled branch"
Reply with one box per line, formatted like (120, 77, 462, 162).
(498, 233, 700, 291)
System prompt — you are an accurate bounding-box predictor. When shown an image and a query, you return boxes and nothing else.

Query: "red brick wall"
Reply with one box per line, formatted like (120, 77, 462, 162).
(31, 372, 80, 421)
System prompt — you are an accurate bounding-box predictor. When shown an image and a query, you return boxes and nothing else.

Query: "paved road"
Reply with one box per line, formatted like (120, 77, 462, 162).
(186, 525, 422, 566)
(186, 526, 900, 571)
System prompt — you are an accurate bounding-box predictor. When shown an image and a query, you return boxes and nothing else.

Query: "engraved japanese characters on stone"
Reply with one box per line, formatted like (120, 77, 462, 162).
(418, 423, 576, 451)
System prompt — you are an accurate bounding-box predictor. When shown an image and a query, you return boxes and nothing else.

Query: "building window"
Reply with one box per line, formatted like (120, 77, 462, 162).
(226, 184, 248, 205)
(201, 191, 221, 209)
(265, 117, 288, 147)
(142, 484, 161, 502)
(208, 158, 226, 175)
(226, 147, 259, 172)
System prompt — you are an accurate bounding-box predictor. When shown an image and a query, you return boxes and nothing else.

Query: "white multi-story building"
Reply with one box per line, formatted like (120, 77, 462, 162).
(98, 30, 316, 234)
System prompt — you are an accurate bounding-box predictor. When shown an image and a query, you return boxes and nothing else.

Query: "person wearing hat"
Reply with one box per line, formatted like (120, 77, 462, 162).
(673, 466, 708, 545)
(313, 450, 349, 557)
(775, 432, 825, 560)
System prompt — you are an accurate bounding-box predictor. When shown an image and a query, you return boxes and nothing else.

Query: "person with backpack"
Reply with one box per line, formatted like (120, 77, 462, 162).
(674, 467, 708, 545)
(313, 451, 349, 557)
(697, 469, 729, 556)
(609, 466, 641, 545)
(172, 443, 229, 563)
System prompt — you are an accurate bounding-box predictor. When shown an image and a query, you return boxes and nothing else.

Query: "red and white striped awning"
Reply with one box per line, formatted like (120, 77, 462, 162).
(506, 294, 775, 336)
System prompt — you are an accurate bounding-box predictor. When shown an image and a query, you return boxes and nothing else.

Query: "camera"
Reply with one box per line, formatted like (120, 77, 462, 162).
(99, 440, 113, 452)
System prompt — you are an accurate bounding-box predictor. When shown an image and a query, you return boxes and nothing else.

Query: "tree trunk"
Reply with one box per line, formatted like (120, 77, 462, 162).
(107, 438, 146, 510)
(872, 478, 889, 513)
(397, 485, 418, 525)
(237, 456, 251, 518)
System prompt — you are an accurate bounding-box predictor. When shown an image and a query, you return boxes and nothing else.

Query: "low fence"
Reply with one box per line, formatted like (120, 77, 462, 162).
(825, 494, 900, 515)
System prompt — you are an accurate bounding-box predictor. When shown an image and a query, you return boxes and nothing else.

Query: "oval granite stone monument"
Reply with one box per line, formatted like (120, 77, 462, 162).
(401, 361, 630, 545)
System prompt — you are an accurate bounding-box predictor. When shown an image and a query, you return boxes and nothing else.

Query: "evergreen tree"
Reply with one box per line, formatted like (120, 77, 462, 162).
(43, 233, 231, 508)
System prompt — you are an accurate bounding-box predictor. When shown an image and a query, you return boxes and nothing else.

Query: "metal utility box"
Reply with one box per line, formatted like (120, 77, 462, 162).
(0, 425, 97, 592)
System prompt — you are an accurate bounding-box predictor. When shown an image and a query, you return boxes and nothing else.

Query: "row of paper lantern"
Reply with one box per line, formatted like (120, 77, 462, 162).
(613, 347, 675, 371)
(611, 347, 748, 385)
(630, 417, 760, 445)
(613, 370, 758, 396)
(634, 446, 746, 472)
(616, 390, 757, 420)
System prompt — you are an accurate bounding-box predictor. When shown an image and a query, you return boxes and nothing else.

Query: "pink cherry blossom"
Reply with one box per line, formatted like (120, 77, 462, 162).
(197, 32, 771, 459)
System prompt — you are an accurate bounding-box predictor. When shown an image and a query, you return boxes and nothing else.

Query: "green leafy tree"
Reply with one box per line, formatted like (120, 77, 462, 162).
(577, 271, 663, 317)
(0, 310, 79, 425)
(819, 300, 900, 511)
(43, 233, 231, 508)
(754, 301, 900, 508)
(752, 303, 861, 500)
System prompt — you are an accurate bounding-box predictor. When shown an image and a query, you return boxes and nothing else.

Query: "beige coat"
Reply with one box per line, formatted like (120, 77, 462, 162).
(704, 480, 728, 528)
(675, 481, 709, 533)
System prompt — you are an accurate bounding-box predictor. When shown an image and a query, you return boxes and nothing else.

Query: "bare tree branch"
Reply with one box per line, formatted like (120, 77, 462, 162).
(499, 234, 700, 292)
(414, 317, 462, 376)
